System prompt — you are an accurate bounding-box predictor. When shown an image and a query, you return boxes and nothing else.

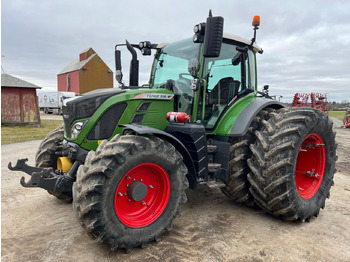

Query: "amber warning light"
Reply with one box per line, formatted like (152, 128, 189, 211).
(252, 16, 260, 27)
(251, 15, 261, 47)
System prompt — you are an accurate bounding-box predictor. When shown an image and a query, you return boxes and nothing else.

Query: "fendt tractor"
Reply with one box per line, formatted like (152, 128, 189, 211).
(9, 12, 337, 252)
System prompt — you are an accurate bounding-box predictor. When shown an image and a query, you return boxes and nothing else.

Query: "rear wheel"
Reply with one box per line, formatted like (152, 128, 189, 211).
(221, 109, 273, 206)
(247, 108, 337, 221)
(73, 135, 188, 252)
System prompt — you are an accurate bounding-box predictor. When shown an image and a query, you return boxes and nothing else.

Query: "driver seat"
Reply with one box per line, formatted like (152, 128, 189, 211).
(210, 77, 240, 105)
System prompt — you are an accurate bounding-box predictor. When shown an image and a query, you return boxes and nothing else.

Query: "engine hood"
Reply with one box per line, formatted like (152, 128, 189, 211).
(62, 89, 126, 135)
(64, 88, 125, 116)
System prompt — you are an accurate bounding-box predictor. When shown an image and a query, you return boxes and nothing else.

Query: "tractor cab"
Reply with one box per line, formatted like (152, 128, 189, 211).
(149, 36, 261, 129)
(116, 13, 263, 132)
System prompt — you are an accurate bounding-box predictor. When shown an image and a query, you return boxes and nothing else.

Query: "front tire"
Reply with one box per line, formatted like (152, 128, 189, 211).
(247, 108, 337, 221)
(35, 126, 72, 201)
(73, 135, 188, 252)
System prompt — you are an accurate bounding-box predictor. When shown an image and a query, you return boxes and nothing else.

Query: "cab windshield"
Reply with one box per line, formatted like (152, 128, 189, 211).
(150, 38, 200, 114)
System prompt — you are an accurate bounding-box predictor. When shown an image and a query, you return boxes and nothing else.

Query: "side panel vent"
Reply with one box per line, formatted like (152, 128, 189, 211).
(137, 102, 152, 112)
(130, 114, 145, 124)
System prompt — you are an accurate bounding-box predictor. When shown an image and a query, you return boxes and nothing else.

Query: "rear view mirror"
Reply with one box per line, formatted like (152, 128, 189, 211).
(115, 50, 123, 84)
(188, 58, 200, 78)
(203, 15, 224, 57)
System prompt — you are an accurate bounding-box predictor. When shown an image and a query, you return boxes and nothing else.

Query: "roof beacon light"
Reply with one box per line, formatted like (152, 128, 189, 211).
(251, 15, 260, 46)
(252, 16, 260, 28)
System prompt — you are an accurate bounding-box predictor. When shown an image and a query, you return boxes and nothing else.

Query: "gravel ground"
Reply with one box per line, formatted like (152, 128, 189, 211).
(1, 121, 350, 262)
(39, 111, 63, 120)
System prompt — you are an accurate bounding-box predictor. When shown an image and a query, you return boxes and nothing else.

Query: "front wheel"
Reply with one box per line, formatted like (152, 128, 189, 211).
(73, 135, 188, 252)
(247, 108, 337, 221)
(35, 126, 72, 201)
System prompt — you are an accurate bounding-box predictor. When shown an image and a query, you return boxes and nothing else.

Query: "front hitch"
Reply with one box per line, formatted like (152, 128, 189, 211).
(8, 158, 77, 195)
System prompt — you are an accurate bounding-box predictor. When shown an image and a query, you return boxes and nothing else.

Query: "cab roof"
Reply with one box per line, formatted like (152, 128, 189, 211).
(157, 33, 263, 54)
(223, 33, 263, 53)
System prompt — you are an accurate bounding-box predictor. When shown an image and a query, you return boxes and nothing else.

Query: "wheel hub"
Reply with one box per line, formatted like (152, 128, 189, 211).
(114, 163, 170, 228)
(295, 133, 326, 199)
(127, 181, 148, 202)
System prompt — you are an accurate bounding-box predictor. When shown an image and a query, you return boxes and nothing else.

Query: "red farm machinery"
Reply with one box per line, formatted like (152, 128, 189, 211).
(292, 93, 329, 112)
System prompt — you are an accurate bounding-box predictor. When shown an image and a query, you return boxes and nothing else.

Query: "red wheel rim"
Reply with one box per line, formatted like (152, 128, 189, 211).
(295, 133, 326, 199)
(114, 163, 170, 228)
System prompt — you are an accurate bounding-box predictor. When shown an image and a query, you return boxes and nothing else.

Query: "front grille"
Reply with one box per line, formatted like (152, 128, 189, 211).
(87, 103, 127, 140)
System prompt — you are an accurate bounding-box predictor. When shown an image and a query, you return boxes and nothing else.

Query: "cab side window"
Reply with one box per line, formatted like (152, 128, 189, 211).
(201, 43, 255, 129)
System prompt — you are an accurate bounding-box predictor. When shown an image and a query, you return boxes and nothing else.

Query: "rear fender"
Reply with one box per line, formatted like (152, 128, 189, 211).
(230, 98, 285, 137)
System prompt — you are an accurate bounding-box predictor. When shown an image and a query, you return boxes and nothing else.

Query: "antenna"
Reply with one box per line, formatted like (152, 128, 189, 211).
(209, 9, 212, 17)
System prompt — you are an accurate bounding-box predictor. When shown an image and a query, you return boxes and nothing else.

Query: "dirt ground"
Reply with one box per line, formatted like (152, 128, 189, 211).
(1, 122, 350, 262)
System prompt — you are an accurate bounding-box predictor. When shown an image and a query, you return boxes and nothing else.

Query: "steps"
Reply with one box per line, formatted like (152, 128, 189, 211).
(206, 144, 226, 188)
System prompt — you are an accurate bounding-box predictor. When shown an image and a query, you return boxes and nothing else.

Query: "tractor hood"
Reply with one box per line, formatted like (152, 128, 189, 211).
(63, 89, 126, 124)
(62, 87, 174, 143)
(62, 89, 126, 137)
(62, 88, 174, 122)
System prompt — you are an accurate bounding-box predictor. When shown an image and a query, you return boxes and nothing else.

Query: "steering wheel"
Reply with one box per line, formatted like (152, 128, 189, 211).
(165, 79, 179, 93)
(179, 73, 192, 79)
(165, 76, 193, 103)
(177, 74, 193, 97)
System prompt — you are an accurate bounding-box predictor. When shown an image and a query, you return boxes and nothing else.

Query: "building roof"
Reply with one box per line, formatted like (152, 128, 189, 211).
(58, 53, 97, 75)
(1, 73, 41, 89)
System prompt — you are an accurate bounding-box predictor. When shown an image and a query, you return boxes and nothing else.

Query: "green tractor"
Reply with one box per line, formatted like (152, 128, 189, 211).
(9, 12, 337, 252)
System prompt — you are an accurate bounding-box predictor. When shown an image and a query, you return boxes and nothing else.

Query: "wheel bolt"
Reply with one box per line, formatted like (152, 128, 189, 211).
(149, 185, 153, 189)
(140, 179, 143, 182)
(142, 201, 146, 205)
(133, 178, 136, 181)
(118, 192, 123, 196)
(126, 176, 131, 179)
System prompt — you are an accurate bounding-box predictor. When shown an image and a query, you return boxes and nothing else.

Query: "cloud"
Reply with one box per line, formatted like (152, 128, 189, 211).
(2, 0, 350, 102)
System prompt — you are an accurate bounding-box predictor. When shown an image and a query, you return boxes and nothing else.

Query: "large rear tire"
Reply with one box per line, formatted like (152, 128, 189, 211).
(73, 135, 188, 252)
(247, 108, 337, 221)
(221, 109, 273, 206)
(35, 125, 72, 201)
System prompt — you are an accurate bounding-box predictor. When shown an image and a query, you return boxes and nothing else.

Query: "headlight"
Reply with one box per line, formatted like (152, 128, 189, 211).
(71, 121, 87, 139)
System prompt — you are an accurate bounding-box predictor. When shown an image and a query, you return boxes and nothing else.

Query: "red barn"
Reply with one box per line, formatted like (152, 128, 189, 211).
(57, 48, 113, 95)
(1, 73, 41, 125)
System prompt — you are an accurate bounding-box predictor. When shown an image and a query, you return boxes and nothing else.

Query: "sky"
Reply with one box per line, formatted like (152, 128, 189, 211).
(1, 0, 350, 103)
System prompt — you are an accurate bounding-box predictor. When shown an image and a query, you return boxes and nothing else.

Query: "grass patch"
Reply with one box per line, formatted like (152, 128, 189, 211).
(329, 111, 346, 121)
(1, 120, 63, 145)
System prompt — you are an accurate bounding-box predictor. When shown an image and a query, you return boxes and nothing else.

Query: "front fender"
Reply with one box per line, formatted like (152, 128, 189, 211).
(121, 124, 197, 189)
